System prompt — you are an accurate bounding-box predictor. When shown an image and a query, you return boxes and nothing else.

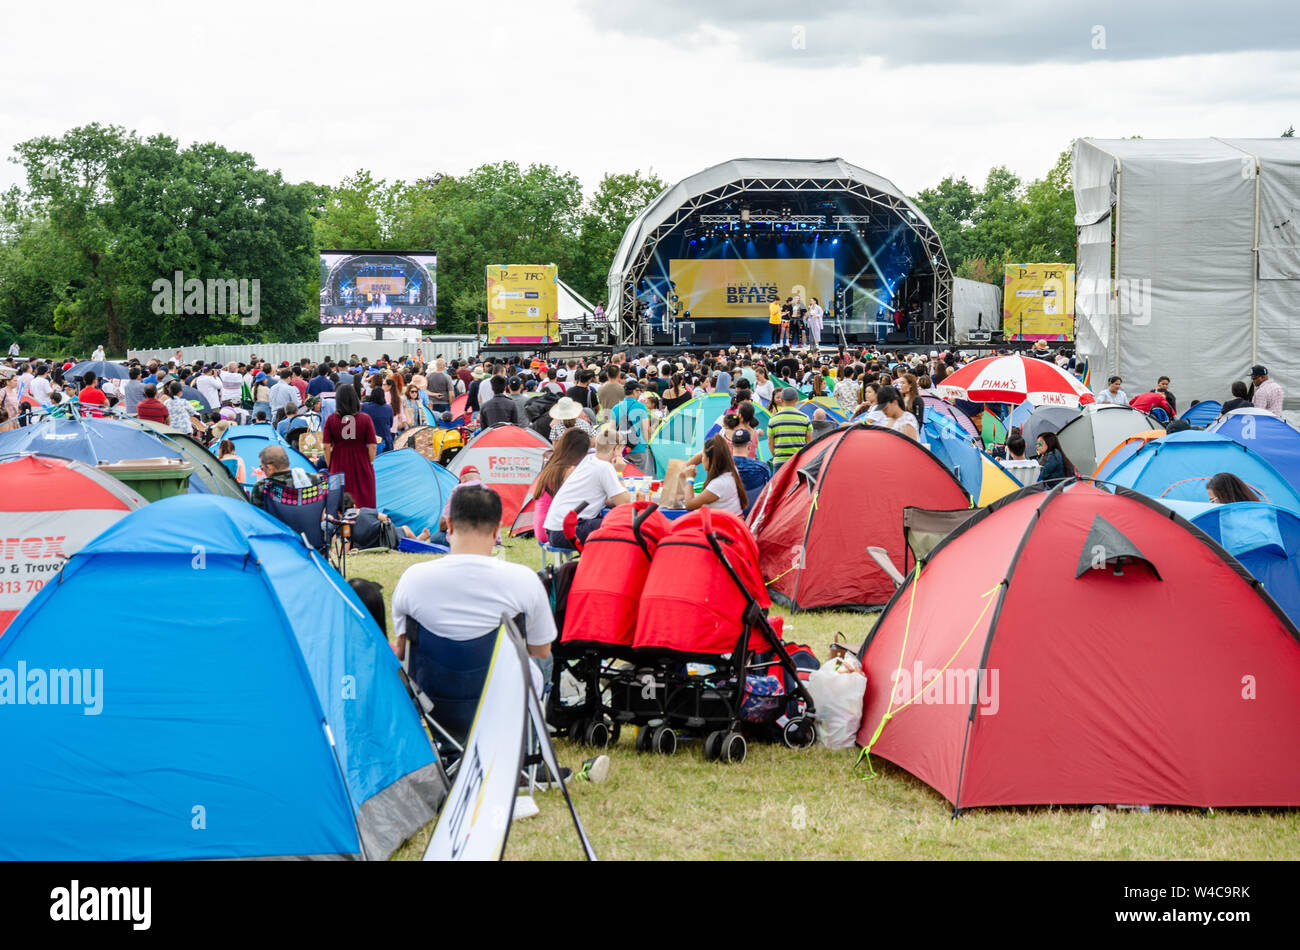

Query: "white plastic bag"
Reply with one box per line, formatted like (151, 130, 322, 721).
(805, 659, 867, 749)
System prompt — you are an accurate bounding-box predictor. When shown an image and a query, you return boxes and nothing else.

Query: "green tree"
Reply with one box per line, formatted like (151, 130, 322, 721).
(312, 170, 395, 250)
(1, 125, 318, 353)
(8, 124, 137, 352)
(912, 145, 1076, 284)
(387, 161, 585, 333)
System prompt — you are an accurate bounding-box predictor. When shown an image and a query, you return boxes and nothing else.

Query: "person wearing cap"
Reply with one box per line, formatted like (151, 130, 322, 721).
(1250, 365, 1284, 418)
(548, 396, 596, 444)
(505, 375, 530, 414)
(767, 387, 812, 466)
(610, 378, 652, 473)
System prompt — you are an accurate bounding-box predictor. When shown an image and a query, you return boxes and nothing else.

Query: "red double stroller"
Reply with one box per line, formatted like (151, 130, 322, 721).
(547, 502, 672, 747)
(549, 504, 817, 764)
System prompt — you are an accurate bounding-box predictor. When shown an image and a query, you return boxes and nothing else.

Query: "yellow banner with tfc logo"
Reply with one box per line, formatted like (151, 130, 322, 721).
(485, 264, 558, 342)
(1003, 263, 1075, 341)
(670, 258, 835, 319)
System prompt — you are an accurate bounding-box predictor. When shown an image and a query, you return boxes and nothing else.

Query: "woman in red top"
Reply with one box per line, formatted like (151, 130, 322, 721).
(322, 383, 377, 508)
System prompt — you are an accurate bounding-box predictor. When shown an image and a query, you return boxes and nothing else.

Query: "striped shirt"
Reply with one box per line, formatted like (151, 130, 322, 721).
(768, 408, 812, 462)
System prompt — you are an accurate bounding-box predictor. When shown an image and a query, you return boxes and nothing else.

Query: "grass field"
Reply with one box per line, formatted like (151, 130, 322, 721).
(349, 541, 1300, 861)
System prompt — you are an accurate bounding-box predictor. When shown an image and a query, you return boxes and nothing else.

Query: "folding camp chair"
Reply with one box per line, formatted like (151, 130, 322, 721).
(260, 473, 345, 553)
(403, 615, 552, 789)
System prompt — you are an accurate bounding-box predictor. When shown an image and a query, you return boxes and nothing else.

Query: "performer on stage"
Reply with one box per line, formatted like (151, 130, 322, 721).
(791, 293, 807, 348)
(806, 297, 824, 352)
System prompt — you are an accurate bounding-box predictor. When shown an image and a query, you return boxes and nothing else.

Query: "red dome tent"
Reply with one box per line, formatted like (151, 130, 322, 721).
(0, 454, 146, 633)
(857, 480, 1300, 810)
(748, 425, 970, 611)
(446, 423, 551, 526)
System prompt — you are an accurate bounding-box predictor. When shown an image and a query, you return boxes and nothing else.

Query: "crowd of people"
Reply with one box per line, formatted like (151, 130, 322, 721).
(3, 339, 1290, 529)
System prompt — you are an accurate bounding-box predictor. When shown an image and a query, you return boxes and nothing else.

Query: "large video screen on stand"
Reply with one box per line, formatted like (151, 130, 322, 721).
(320, 250, 437, 327)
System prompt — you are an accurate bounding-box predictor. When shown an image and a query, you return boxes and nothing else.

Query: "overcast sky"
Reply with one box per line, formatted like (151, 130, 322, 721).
(2, 0, 1297, 198)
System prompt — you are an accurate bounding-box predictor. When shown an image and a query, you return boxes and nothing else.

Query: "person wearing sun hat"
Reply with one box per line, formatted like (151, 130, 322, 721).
(548, 396, 596, 444)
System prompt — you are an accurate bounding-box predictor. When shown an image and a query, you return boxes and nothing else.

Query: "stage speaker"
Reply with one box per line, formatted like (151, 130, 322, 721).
(848, 332, 877, 345)
(690, 332, 712, 346)
(652, 333, 673, 346)
(991, 331, 1005, 344)
(730, 332, 753, 346)
(886, 330, 908, 344)
(711, 330, 730, 345)
(820, 327, 839, 344)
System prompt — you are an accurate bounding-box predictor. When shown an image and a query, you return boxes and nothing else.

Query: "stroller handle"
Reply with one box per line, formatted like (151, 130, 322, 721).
(631, 501, 661, 560)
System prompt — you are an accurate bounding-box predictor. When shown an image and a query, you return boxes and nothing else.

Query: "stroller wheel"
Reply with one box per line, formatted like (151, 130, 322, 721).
(783, 717, 817, 750)
(635, 725, 654, 753)
(584, 719, 611, 749)
(721, 731, 747, 764)
(651, 724, 678, 756)
(703, 730, 725, 762)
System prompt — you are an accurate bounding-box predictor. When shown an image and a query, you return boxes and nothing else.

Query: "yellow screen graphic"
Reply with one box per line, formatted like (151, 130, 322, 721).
(1003, 263, 1075, 341)
(670, 258, 835, 319)
(485, 264, 559, 342)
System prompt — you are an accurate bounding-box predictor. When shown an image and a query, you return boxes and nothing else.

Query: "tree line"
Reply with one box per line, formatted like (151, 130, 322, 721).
(0, 124, 1116, 354)
(0, 124, 665, 354)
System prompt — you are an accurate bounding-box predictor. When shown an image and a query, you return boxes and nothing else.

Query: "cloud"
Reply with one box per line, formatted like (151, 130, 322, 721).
(578, 0, 1300, 66)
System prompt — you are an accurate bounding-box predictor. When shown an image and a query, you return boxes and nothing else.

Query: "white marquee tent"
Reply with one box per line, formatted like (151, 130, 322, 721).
(952, 277, 1003, 342)
(1074, 138, 1300, 408)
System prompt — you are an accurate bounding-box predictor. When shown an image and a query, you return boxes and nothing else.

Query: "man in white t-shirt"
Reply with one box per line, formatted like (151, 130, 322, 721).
(196, 365, 222, 410)
(219, 362, 244, 405)
(542, 424, 631, 548)
(391, 484, 555, 678)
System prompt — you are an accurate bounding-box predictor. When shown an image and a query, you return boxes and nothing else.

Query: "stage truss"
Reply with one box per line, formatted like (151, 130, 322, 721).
(610, 175, 952, 346)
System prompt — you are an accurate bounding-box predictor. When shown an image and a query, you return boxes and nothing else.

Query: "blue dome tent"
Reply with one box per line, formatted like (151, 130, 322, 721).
(0, 415, 175, 466)
(921, 414, 1021, 507)
(649, 394, 772, 476)
(1209, 409, 1300, 490)
(1104, 431, 1300, 511)
(1162, 499, 1300, 625)
(211, 424, 315, 489)
(374, 448, 459, 535)
(0, 496, 445, 860)
(0, 416, 233, 497)
(1179, 400, 1222, 428)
